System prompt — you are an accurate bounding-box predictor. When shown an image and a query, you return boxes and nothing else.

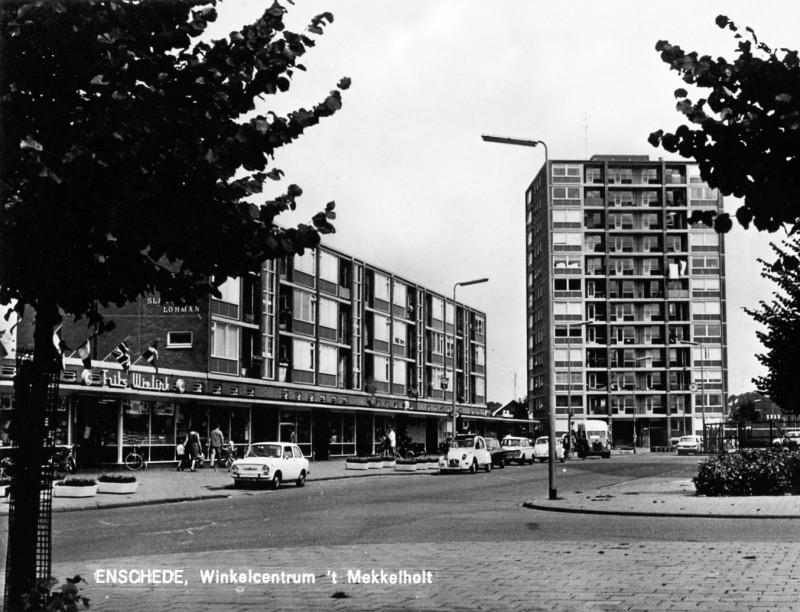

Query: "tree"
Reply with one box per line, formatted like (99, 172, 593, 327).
(0, 1, 349, 607)
(649, 15, 800, 262)
(746, 239, 800, 416)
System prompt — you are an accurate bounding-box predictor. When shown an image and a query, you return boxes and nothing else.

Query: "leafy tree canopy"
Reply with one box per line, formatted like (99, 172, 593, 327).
(649, 15, 800, 252)
(0, 0, 350, 325)
(746, 239, 800, 415)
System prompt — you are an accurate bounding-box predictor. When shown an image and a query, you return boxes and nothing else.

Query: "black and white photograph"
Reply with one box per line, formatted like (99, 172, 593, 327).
(1, 0, 800, 610)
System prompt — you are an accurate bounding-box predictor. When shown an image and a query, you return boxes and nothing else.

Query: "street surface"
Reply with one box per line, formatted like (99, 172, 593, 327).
(31, 455, 800, 610)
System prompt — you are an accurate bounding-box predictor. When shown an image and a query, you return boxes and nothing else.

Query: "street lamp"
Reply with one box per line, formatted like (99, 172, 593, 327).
(451, 278, 489, 437)
(481, 133, 555, 497)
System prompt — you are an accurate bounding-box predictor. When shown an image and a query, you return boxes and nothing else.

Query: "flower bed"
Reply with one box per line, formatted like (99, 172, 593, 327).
(345, 457, 370, 471)
(54, 477, 98, 498)
(97, 473, 139, 494)
(694, 448, 800, 496)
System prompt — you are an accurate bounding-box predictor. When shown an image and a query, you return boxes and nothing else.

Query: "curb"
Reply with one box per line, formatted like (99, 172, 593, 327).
(522, 501, 800, 520)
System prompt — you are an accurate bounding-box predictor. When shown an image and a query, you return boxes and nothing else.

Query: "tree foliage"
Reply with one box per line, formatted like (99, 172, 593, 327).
(0, 0, 350, 325)
(649, 15, 800, 251)
(746, 239, 800, 415)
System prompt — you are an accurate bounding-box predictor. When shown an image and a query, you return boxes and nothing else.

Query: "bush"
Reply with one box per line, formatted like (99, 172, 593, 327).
(395, 457, 416, 465)
(56, 477, 97, 487)
(345, 456, 369, 464)
(693, 448, 800, 496)
(98, 473, 137, 483)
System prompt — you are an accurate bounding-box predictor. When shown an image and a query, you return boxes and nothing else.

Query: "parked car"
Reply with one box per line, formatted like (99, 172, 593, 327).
(501, 436, 535, 465)
(676, 435, 703, 455)
(439, 434, 492, 473)
(231, 442, 309, 489)
(484, 437, 507, 468)
(772, 430, 800, 447)
(532, 436, 565, 463)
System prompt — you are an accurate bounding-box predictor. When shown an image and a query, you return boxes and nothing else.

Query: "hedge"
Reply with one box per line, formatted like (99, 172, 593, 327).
(693, 448, 800, 496)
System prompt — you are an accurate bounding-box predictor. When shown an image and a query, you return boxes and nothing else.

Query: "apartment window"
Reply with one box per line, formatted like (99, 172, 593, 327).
(689, 186, 718, 201)
(293, 290, 316, 324)
(553, 301, 582, 317)
(554, 278, 581, 292)
(552, 164, 581, 183)
(691, 256, 720, 273)
(319, 297, 338, 330)
(373, 355, 389, 382)
(585, 167, 603, 183)
(474, 376, 486, 396)
(293, 339, 315, 371)
(693, 346, 722, 362)
(690, 231, 720, 247)
(693, 301, 721, 317)
(167, 331, 193, 349)
(216, 277, 240, 304)
(552, 232, 582, 248)
(474, 345, 485, 366)
(610, 190, 634, 206)
(431, 296, 444, 321)
(445, 302, 455, 325)
(693, 323, 722, 340)
(432, 332, 444, 355)
(394, 321, 407, 345)
(553, 254, 582, 273)
(319, 251, 338, 283)
(319, 344, 338, 375)
(374, 314, 390, 342)
(373, 272, 390, 301)
(445, 336, 454, 358)
(212, 322, 239, 360)
(393, 281, 407, 307)
(693, 278, 720, 293)
(552, 209, 582, 227)
(393, 359, 407, 385)
(295, 251, 316, 276)
(474, 315, 485, 335)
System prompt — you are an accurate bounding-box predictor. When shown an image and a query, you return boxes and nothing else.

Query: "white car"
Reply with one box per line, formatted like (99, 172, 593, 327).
(532, 436, 565, 463)
(772, 430, 800, 447)
(439, 434, 492, 473)
(231, 442, 309, 489)
(676, 435, 703, 455)
(501, 436, 535, 465)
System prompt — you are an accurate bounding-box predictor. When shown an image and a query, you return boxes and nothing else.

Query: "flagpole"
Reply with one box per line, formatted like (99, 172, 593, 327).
(101, 336, 131, 362)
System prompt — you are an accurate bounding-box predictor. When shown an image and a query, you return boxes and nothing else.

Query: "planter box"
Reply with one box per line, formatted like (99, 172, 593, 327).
(98, 481, 139, 495)
(0, 484, 8, 499)
(394, 463, 417, 472)
(382, 460, 396, 468)
(368, 461, 383, 469)
(345, 462, 370, 471)
(54, 484, 99, 498)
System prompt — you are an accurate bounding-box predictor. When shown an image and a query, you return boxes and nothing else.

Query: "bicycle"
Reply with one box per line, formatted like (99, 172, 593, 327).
(53, 444, 77, 475)
(124, 443, 147, 471)
(218, 446, 237, 470)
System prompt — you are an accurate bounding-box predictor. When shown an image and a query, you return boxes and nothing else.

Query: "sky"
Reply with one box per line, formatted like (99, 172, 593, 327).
(206, 0, 800, 402)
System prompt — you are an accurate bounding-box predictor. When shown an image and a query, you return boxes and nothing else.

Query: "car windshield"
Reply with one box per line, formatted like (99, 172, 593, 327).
(245, 444, 282, 458)
(535, 439, 547, 445)
(451, 438, 474, 448)
(503, 439, 520, 447)
(679, 437, 696, 443)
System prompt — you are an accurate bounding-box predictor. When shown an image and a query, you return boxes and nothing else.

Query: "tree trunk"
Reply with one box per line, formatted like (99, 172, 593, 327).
(4, 300, 60, 611)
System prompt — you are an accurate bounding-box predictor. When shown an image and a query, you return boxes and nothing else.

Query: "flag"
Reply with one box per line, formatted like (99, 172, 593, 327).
(112, 341, 130, 372)
(142, 341, 159, 373)
(52, 327, 68, 370)
(76, 338, 92, 369)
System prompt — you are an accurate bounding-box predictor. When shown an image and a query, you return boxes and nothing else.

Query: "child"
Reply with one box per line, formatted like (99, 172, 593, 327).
(176, 440, 186, 471)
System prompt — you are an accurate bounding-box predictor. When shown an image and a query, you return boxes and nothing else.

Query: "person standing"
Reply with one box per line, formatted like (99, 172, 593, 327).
(188, 430, 202, 472)
(209, 425, 224, 472)
(387, 426, 396, 456)
(176, 436, 187, 471)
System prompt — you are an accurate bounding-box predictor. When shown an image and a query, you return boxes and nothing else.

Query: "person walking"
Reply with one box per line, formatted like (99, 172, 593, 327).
(187, 430, 202, 472)
(387, 426, 396, 456)
(176, 436, 188, 471)
(209, 425, 224, 472)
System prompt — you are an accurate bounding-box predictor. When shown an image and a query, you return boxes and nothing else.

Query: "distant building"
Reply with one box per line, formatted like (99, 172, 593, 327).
(526, 155, 728, 447)
(2, 243, 511, 464)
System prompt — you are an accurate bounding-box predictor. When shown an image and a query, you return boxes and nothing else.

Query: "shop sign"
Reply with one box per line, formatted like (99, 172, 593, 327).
(174, 379, 186, 393)
(145, 296, 200, 315)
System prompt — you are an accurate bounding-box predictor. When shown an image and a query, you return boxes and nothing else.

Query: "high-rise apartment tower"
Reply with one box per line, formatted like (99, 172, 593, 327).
(527, 155, 728, 447)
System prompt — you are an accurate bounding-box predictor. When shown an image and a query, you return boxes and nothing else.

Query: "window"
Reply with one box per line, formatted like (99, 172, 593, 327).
(319, 298, 338, 330)
(553, 301, 582, 316)
(445, 302, 454, 325)
(552, 164, 582, 183)
(167, 331, 193, 349)
(554, 278, 581, 291)
(431, 296, 444, 321)
(293, 290, 316, 323)
(693, 301, 721, 317)
(474, 376, 486, 396)
(474, 315, 485, 335)
(552, 209, 582, 226)
(693, 346, 722, 362)
(212, 322, 239, 360)
(373, 272, 390, 301)
(432, 332, 444, 355)
(445, 336, 454, 358)
(690, 232, 720, 247)
(295, 251, 316, 276)
(374, 355, 389, 382)
(474, 345, 485, 366)
(373, 314, 390, 342)
(216, 277, 240, 304)
(394, 321, 407, 345)
(552, 232, 582, 247)
(319, 344, 338, 375)
(393, 282, 407, 307)
(319, 251, 338, 283)
(392, 360, 406, 385)
(693, 278, 720, 292)
(293, 339, 315, 371)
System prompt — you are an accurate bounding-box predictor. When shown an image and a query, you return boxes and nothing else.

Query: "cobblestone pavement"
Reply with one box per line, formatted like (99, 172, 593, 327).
(53, 540, 800, 611)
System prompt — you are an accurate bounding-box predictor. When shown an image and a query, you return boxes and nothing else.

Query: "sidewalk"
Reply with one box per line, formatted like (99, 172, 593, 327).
(2, 456, 799, 518)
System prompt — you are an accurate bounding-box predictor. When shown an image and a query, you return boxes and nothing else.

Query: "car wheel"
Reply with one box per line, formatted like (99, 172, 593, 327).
(296, 470, 306, 487)
(271, 472, 282, 490)
(469, 459, 477, 474)
(485, 460, 491, 473)
(233, 480, 242, 489)
(559, 456, 565, 463)
(499, 459, 505, 469)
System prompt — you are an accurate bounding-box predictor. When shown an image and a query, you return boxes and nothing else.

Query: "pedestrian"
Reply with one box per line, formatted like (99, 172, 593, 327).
(387, 426, 396, 456)
(290, 428, 297, 444)
(187, 430, 202, 472)
(176, 437, 187, 471)
(562, 433, 570, 460)
(209, 424, 224, 472)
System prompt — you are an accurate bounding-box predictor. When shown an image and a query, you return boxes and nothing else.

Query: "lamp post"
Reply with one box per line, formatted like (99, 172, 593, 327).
(451, 278, 489, 437)
(482, 133, 557, 497)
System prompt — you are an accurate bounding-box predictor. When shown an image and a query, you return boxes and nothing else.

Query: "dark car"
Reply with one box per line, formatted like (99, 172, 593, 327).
(484, 437, 507, 469)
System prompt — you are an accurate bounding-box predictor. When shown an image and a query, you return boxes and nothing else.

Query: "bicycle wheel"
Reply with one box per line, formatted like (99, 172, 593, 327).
(124, 453, 144, 471)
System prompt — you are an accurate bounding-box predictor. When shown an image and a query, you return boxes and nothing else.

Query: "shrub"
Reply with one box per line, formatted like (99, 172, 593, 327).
(56, 477, 97, 487)
(693, 448, 800, 496)
(98, 473, 137, 483)
(395, 457, 416, 465)
(345, 456, 369, 464)
(367, 455, 383, 462)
